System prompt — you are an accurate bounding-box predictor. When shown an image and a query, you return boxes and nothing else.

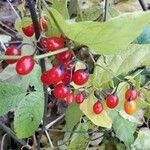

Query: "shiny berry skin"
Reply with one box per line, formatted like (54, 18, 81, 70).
(72, 69, 89, 85)
(41, 65, 66, 85)
(106, 94, 119, 109)
(124, 100, 136, 115)
(41, 36, 64, 52)
(16, 56, 35, 75)
(64, 61, 74, 70)
(5, 45, 21, 64)
(22, 24, 34, 37)
(53, 83, 71, 99)
(125, 86, 138, 100)
(93, 101, 103, 115)
(62, 71, 71, 84)
(66, 93, 74, 105)
(75, 92, 85, 104)
(55, 50, 72, 63)
(39, 16, 47, 31)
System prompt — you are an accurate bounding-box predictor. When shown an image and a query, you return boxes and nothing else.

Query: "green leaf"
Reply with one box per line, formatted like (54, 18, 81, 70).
(136, 25, 150, 44)
(131, 128, 150, 150)
(80, 5, 102, 21)
(14, 92, 44, 138)
(52, 0, 69, 19)
(15, 17, 32, 31)
(0, 83, 26, 116)
(24, 64, 43, 92)
(0, 64, 42, 91)
(93, 44, 150, 88)
(64, 102, 83, 130)
(80, 90, 112, 128)
(68, 122, 90, 150)
(113, 113, 137, 146)
(50, 8, 150, 55)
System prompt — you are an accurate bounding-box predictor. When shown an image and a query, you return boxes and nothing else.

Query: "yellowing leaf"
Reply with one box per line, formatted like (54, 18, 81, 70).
(80, 91, 112, 128)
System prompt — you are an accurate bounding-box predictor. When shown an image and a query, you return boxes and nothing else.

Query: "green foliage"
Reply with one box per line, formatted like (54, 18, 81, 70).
(93, 44, 150, 88)
(14, 92, 44, 138)
(15, 17, 32, 32)
(0, 83, 26, 116)
(131, 128, 150, 150)
(64, 102, 83, 130)
(136, 25, 150, 44)
(24, 64, 43, 92)
(52, 0, 69, 19)
(113, 113, 137, 146)
(68, 122, 90, 150)
(50, 8, 150, 55)
(78, 4, 102, 21)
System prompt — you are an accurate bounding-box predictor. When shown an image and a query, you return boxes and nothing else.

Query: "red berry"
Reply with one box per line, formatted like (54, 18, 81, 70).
(62, 71, 71, 84)
(22, 24, 34, 37)
(72, 69, 89, 85)
(93, 101, 103, 115)
(64, 61, 74, 70)
(16, 56, 35, 75)
(66, 93, 74, 105)
(53, 83, 71, 99)
(41, 36, 64, 52)
(106, 94, 119, 109)
(39, 16, 48, 31)
(55, 50, 72, 63)
(5, 45, 21, 64)
(75, 92, 85, 104)
(41, 65, 66, 85)
(125, 86, 138, 100)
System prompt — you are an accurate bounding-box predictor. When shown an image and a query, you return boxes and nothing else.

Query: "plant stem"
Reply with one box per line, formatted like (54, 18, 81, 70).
(45, 130, 54, 148)
(104, 0, 109, 21)
(26, 0, 47, 149)
(0, 47, 71, 60)
(45, 114, 65, 130)
(0, 124, 26, 146)
(138, 0, 148, 11)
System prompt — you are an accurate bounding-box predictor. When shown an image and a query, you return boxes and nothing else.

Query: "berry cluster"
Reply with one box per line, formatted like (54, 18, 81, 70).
(93, 93, 119, 115)
(4, 18, 138, 117)
(124, 85, 138, 115)
(40, 35, 90, 105)
(93, 85, 138, 115)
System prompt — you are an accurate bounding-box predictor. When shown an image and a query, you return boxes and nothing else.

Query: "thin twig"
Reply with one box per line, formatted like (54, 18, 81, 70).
(6, 0, 21, 20)
(0, 21, 18, 34)
(0, 27, 15, 38)
(45, 130, 54, 148)
(1, 134, 7, 150)
(33, 135, 38, 150)
(45, 114, 65, 130)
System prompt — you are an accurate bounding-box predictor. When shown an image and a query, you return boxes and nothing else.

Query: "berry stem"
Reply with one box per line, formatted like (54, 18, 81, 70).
(0, 47, 72, 60)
